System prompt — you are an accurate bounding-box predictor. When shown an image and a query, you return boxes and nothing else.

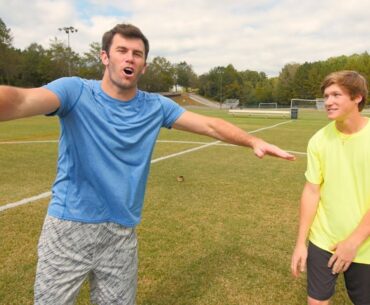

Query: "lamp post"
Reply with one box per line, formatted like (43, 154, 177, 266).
(218, 69, 223, 109)
(58, 26, 78, 76)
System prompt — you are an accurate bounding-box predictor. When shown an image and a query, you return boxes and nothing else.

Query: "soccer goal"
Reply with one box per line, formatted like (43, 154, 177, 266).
(258, 102, 278, 109)
(290, 98, 325, 111)
(223, 99, 240, 109)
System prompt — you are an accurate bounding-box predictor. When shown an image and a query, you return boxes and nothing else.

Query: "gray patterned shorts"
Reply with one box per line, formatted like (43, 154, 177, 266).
(34, 215, 138, 305)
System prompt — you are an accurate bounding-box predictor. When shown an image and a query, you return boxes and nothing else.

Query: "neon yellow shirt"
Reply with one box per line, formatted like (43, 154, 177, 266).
(306, 119, 370, 264)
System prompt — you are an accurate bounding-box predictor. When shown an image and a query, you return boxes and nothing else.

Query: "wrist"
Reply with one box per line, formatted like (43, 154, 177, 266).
(295, 238, 307, 247)
(347, 234, 365, 250)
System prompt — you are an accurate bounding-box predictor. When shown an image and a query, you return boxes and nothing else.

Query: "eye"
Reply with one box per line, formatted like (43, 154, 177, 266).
(134, 51, 143, 58)
(117, 47, 128, 54)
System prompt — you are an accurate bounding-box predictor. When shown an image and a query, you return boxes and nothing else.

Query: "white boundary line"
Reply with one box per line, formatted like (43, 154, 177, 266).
(1, 120, 300, 212)
(151, 141, 221, 164)
(0, 140, 58, 145)
(0, 192, 52, 212)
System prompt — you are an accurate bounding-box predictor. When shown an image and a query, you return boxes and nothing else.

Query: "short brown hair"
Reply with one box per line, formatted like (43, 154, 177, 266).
(321, 70, 368, 111)
(102, 23, 149, 60)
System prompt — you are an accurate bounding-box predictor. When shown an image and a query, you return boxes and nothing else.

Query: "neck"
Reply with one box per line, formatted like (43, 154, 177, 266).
(101, 73, 138, 102)
(335, 114, 368, 134)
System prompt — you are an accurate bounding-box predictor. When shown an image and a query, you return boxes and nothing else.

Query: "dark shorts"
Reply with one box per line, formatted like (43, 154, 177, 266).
(307, 242, 370, 305)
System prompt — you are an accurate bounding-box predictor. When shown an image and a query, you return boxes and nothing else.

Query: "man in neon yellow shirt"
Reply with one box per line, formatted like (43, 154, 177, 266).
(291, 70, 370, 305)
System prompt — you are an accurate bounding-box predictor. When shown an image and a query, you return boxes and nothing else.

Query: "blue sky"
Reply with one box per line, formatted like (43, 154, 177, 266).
(1, 0, 369, 77)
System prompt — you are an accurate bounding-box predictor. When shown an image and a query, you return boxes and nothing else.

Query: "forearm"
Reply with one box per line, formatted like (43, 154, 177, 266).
(295, 183, 320, 246)
(206, 117, 258, 147)
(173, 111, 295, 160)
(346, 210, 370, 248)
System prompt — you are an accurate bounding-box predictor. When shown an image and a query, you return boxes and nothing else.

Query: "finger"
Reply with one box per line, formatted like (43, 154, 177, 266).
(254, 148, 265, 159)
(268, 148, 296, 160)
(291, 259, 298, 277)
(328, 254, 337, 268)
(332, 262, 341, 274)
(342, 262, 351, 272)
(282, 153, 296, 161)
(332, 260, 347, 274)
(300, 259, 306, 272)
(291, 257, 305, 278)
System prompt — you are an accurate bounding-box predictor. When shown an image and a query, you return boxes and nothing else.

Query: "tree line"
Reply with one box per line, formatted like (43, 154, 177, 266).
(1, 18, 369, 106)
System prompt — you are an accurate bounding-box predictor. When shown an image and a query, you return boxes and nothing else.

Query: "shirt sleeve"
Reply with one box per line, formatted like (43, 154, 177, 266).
(43, 77, 83, 117)
(159, 96, 186, 128)
(305, 135, 323, 185)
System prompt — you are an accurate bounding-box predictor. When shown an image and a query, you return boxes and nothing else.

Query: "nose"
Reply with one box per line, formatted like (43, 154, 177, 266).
(324, 95, 333, 106)
(125, 51, 134, 62)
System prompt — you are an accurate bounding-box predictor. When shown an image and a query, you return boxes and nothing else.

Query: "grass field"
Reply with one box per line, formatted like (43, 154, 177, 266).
(0, 108, 353, 305)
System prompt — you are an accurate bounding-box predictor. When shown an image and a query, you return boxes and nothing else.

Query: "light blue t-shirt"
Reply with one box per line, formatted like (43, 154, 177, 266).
(45, 77, 185, 227)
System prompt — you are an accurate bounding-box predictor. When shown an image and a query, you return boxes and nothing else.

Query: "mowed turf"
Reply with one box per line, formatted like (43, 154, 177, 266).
(0, 108, 352, 304)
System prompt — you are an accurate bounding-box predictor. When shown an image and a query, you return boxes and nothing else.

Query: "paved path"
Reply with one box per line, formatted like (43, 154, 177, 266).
(188, 94, 220, 108)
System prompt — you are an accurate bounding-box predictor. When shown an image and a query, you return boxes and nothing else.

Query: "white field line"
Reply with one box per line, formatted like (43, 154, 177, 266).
(0, 192, 51, 212)
(0, 140, 58, 144)
(1, 120, 302, 211)
(151, 141, 221, 164)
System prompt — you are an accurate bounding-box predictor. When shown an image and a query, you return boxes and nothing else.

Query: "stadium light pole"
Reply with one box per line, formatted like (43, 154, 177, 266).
(58, 26, 78, 76)
(218, 69, 223, 109)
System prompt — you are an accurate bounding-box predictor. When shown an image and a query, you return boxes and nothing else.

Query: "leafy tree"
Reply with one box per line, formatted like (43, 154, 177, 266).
(0, 19, 21, 85)
(275, 63, 300, 105)
(139, 56, 175, 92)
(174, 61, 198, 91)
(79, 42, 103, 79)
(0, 18, 12, 47)
(19, 43, 52, 86)
(47, 37, 80, 78)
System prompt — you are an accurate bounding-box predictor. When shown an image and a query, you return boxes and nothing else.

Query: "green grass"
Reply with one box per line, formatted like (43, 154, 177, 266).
(0, 109, 352, 305)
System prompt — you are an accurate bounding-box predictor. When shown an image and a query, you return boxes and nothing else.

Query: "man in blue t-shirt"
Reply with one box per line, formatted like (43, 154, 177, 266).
(0, 24, 295, 305)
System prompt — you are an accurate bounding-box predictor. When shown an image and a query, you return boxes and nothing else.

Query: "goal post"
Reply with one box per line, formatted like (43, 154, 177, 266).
(223, 99, 239, 109)
(258, 102, 277, 109)
(290, 98, 325, 111)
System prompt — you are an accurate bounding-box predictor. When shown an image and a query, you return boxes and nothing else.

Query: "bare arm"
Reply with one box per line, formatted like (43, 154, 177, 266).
(173, 111, 295, 160)
(328, 209, 370, 274)
(291, 182, 320, 277)
(0, 86, 60, 121)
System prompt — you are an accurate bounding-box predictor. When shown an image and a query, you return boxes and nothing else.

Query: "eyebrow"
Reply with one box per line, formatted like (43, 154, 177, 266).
(116, 46, 144, 53)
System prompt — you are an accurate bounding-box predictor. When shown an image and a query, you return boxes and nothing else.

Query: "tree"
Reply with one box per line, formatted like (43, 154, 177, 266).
(275, 63, 300, 105)
(174, 61, 198, 91)
(0, 18, 12, 47)
(47, 37, 80, 78)
(0, 18, 21, 85)
(79, 42, 103, 79)
(139, 56, 175, 92)
(19, 43, 49, 86)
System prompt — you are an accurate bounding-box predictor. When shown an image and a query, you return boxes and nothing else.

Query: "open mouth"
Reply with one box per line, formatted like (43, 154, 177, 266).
(123, 67, 134, 76)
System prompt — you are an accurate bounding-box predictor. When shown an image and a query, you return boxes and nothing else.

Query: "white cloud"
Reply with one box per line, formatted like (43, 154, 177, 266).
(1, 0, 369, 77)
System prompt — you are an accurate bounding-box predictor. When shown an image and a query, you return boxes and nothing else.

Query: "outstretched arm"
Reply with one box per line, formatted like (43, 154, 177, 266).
(291, 182, 320, 278)
(0, 86, 60, 121)
(173, 111, 295, 160)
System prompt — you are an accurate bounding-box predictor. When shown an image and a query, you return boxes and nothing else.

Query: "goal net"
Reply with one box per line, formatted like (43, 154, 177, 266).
(290, 98, 325, 111)
(223, 99, 239, 109)
(258, 102, 277, 109)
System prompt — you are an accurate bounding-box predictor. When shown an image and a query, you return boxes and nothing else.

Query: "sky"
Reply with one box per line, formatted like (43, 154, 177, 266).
(1, 0, 370, 77)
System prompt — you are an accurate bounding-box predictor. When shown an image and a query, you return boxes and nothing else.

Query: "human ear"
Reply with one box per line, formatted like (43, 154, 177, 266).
(100, 50, 109, 66)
